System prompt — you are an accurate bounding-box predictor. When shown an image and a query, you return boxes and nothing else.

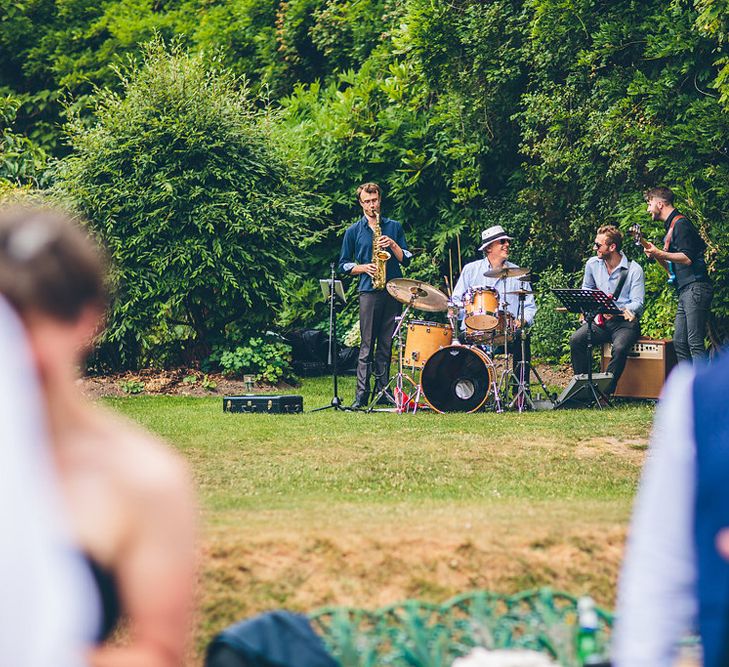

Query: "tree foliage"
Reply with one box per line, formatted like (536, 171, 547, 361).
(3, 0, 729, 365)
(53, 40, 319, 368)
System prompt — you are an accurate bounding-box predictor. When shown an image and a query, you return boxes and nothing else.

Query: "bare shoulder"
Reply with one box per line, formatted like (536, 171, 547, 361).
(88, 406, 193, 504)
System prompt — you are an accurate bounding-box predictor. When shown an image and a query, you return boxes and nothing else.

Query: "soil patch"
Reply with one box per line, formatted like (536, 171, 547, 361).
(199, 511, 627, 647)
(79, 368, 294, 399)
(80, 363, 573, 399)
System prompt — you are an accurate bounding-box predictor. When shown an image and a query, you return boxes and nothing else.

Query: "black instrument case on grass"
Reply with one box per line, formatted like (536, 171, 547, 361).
(223, 395, 304, 414)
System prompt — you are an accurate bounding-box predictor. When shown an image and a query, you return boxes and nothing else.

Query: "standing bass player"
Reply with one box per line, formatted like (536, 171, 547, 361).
(338, 183, 412, 408)
(642, 187, 713, 363)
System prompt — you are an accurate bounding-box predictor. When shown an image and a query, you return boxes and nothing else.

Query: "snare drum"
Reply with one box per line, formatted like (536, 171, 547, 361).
(490, 312, 516, 347)
(464, 287, 499, 331)
(403, 320, 453, 368)
(464, 324, 492, 345)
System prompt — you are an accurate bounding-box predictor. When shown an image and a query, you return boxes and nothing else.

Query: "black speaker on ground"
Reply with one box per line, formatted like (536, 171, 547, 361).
(555, 372, 613, 409)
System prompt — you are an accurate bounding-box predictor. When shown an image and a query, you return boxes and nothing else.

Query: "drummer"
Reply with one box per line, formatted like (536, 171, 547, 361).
(451, 225, 536, 388)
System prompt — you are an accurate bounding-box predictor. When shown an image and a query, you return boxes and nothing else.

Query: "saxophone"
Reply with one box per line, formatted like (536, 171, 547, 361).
(371, 211, 391, 291)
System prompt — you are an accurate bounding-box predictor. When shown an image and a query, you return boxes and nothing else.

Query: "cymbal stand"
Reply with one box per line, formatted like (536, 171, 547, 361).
(509, 289, 534, 412)
(486, 294, 505, 413)
(367, 299, 420, 414)
(509, 288, 556, 411)
(495, 276, 520, 410)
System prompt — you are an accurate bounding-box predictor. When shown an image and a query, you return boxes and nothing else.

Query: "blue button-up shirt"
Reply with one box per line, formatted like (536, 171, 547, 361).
(452, 258, 536, 329)
(582, 252, 645, 317)
(338, 216, 411, 292)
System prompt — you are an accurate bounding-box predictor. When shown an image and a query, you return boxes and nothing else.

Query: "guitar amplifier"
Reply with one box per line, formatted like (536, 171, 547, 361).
(223, 395, 304, 414)
(600, 338, 677, 399)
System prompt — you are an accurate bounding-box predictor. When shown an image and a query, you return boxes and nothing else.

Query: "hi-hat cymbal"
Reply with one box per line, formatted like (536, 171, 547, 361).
(483, 266, 531, 280)
(386, 278, 449, 312)
(505, 289, 533, 296)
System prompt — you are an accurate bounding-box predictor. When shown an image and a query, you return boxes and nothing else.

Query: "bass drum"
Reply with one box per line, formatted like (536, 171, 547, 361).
(421, 345, 494, 413)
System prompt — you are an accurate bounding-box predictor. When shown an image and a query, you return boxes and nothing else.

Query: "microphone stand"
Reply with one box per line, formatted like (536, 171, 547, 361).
(312, 262, 351, 412)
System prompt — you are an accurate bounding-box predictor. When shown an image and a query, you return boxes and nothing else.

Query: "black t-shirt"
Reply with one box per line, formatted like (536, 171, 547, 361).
(664, 210, 709, 289)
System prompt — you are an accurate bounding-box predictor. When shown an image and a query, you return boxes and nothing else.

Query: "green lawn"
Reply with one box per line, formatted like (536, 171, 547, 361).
(104, 376, 654, 661)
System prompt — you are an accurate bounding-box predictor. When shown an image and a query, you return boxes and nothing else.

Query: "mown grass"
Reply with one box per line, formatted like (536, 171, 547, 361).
(104, 375, 655, 661)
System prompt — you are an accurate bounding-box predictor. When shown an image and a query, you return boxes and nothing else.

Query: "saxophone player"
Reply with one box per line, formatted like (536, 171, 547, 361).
(339, 182, 411, 408)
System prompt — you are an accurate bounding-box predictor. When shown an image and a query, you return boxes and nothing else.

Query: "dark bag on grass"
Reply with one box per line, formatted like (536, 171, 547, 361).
(205, 610, 339, 667)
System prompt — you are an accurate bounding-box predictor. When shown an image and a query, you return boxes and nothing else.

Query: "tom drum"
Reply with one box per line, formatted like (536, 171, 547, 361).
(403, 320, 453, 369)
(463, 287, 499, 331)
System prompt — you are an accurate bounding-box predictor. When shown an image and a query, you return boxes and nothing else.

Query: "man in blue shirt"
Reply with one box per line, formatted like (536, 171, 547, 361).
(569, 225, 645, 396)
(452, 225, 536, 398)
(338, 183, 411, 408)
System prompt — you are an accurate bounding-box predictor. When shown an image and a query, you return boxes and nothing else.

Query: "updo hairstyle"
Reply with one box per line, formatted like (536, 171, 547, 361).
(0, 205, 109, 322)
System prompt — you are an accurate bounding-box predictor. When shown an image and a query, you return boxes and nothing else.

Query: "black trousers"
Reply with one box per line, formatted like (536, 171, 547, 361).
(674, 281, 713, 362)
(356, 291, 401, 399)
(570, 318, 641, 395)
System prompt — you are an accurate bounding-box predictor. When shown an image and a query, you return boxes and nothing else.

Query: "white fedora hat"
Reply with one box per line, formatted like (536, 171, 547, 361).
(478, 225, 513, 251)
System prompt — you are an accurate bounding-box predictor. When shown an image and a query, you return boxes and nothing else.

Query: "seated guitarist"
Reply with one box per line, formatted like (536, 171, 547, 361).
(643, 186, 713, 363)
(569, 225, 645, 396)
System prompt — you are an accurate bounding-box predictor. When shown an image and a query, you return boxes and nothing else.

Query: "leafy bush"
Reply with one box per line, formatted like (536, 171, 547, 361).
(531, 265, 582, 363)
(5, 0, 729, 349)
(118, 378, 145, 395)
(210, 337, 294, 385)
(0, 97, 48, 188)
(54, 39, 320, 369)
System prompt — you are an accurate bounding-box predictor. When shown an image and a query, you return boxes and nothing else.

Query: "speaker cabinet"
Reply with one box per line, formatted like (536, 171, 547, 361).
(600, 338, 677, 399)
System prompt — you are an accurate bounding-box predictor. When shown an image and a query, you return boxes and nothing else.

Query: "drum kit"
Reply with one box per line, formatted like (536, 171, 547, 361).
(371, 268, 552, 414)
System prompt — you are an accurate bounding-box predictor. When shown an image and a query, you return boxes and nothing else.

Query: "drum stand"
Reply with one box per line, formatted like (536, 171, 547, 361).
(493, 280, 521, 411)
(367, 300, 420, 414)
(494, 284, 554, 413)
(497, 326, 524, 412)
(489, 352, 505, 414)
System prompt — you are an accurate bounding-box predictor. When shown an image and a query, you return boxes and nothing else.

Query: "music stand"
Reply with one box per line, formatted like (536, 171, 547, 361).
(311, 264, 350, 412)
(552, 288, 622, 409)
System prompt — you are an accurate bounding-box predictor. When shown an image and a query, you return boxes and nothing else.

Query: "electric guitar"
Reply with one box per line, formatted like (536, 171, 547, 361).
(630, 223, 676, 286)
(594, 300, 635, 326)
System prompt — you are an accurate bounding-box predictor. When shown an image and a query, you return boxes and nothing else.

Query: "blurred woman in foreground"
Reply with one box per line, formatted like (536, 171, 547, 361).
(0, 204, 197, 667)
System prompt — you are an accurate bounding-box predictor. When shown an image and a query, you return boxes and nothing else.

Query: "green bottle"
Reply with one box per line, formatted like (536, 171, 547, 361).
(575, 596, 602, 665)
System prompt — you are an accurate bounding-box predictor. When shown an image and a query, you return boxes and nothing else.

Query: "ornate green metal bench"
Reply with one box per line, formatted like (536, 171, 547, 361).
(311, 588, 613, 667)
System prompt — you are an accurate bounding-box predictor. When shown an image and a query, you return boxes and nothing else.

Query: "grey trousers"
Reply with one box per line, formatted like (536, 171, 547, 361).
(674, 281, 713, 362)
(356, 291, 401, 399)
(570, 318, 641, 395)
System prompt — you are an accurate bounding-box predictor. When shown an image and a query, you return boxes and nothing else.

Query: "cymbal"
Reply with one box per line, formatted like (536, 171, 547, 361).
(505, 289, 533, 296)
(483, 266, 531, 280)
(386, 278, 449, 312)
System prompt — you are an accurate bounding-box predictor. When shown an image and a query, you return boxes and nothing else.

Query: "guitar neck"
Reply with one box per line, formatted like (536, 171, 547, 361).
(632, 229, 672, 276)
